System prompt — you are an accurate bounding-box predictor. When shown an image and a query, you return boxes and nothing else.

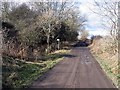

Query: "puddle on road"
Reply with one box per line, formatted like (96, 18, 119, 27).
(80, 55, 92, 65)
(85, 61, 91, 64)
(81, 60, 91, 65)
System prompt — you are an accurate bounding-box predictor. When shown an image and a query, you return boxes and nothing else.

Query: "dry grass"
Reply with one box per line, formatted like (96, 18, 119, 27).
(90, 36, 119, 87)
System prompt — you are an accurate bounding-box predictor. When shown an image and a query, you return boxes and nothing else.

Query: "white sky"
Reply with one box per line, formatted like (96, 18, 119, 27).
(79, 0, 110, 37)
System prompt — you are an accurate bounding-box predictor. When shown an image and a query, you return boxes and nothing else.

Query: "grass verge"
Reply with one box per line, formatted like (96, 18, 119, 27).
(91, 53, 119, 88)
(2, 49, 70, 88)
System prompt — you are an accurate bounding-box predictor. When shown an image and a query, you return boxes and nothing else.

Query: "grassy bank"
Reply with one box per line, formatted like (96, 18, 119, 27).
(90, 37, 119, 88)
(2, 49, 70, 88)
(91, 53, 119, 88)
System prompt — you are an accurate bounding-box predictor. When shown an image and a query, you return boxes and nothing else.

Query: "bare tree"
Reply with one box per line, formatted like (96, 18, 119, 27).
(80, 29, 89, 40)
(90, 0, 118, 40)
(31, 1, 83, 53)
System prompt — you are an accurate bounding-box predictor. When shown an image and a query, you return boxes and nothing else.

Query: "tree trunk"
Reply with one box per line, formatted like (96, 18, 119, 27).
(47, 24, 50, 53)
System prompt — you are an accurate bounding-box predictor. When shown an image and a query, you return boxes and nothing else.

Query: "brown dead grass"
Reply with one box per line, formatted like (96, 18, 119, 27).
(90, 36, 118, 87)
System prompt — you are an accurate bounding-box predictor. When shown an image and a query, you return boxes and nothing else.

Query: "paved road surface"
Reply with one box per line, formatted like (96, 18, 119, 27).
(31, 45, 115, 88)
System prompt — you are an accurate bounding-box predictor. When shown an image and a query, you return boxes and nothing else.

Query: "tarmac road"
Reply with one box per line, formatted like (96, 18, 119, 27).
(31, 44, 116, 88)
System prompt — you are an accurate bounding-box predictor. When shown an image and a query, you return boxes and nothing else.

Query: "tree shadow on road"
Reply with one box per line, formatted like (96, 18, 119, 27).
(41, 53, 76, 61)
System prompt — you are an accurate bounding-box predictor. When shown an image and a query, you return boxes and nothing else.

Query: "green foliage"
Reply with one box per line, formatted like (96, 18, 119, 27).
(2, 49, 70, 88)
(20, 29, 39, 46)
(1, 2, 85, 56)
(1, 2, 85, 88)
(8, 3, 36, 21)
(2, 22, 19, 44)
(2, 56, 61, 88)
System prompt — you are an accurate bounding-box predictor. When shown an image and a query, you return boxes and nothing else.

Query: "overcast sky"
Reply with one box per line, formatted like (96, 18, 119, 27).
(78, 0, 110, 37)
